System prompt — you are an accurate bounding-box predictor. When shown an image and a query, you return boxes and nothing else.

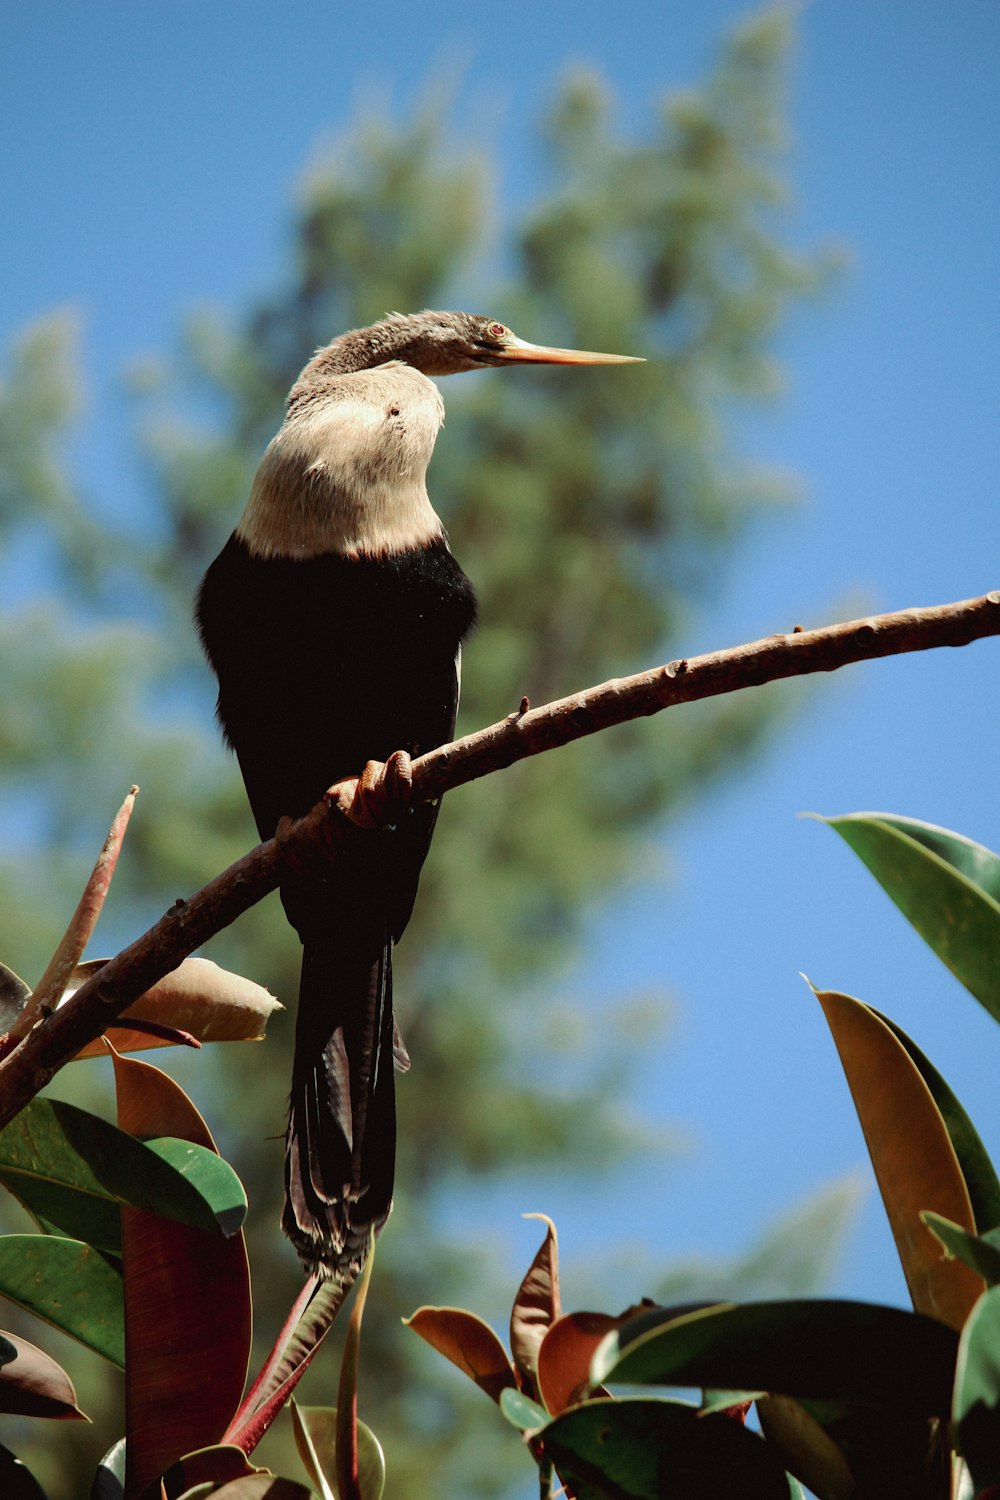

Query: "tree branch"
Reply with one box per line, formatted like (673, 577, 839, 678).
(0, 588, 995, 1126)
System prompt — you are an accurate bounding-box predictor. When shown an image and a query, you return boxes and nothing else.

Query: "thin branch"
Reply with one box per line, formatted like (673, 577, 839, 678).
(6, 786, 139, 1044)
(0, 589, 995, 1127)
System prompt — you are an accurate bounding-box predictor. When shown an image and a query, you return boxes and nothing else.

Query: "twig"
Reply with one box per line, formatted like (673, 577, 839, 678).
(0, 589, 995, 1127)
(5, 786, 139, 1045)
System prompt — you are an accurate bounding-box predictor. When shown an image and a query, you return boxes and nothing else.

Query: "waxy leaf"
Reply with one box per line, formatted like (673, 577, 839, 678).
(90, 1438, 126, 1499)
(69, 956, 282, 1058)
(159, 1443, 262, 1496)
(756, 1395, 857, 1500)
(791, 1399, 947, 1500)
(541, 1397, 790, 1500)
(592, 1299, 958, 1413)
(498, 1387, 548, 1432)
(224, 1275, 347, 1455)
(114, 1051, 252, 1498)
(874, 1009, 1000, 1232)
(953, 1285, 1000, 1489)
(0, 1235, 123, 1365)
(0, 1097, 246, 1246)
(0, 1330, 86, 1419)
(821, 813, 1000, 1021)
(510, 1214, 560, 1395)
(537, 1311, 617, 1415)
(0, 1442, 49, 1500)
(292, 1402, 385, 1500)
(203, 1480, 312, 1499)
(923, 1213, 1000, 1286)
(815, 989, 984, 1328)
(404, 1306, 515, 1405)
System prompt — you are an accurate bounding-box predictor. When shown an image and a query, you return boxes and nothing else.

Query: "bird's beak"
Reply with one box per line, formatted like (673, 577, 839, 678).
(491, 334, 644, 366)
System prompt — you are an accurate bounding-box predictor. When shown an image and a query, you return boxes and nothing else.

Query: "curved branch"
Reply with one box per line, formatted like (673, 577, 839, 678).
(0, 588, 996, 1125)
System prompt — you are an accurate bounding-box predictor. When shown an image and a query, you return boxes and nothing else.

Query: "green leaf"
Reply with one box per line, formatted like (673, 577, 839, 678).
(0, 1235, 123, 1366)
(873, 1009, 1000, 1233)
(207, 1479, 314, 1499)
(700, 1388, 758, 1415)
(89, 1439, 125, 1500)
(756, 1394, 857, 1500)
(498, 1386, 549, 1432)
(794, 1399, 947, 1500)
(139, 1137, 246, 1235)
(821, 813, 1000, 1021)
(0, 1098, 246, 1246)
(541, 1397, 790, 1500)
(954, 1285, 1000, 1489)
(592, 1300, 958, 1414)
(0, 1442, 49, 1500)
(291, 1403, 385, 1500)
(923, 1213, 1000, 1286)
(159, 1442, 261, 1497)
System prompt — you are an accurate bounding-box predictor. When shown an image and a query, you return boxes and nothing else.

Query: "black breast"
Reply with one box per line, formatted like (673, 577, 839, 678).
(196, 534, 478, 841)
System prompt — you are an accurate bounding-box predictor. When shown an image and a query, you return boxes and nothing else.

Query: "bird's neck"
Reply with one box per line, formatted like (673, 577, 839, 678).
(237, 365, 447, 561)
(289, 321, 425, 414)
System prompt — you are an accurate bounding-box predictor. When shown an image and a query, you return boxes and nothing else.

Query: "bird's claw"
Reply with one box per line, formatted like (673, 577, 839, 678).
(330, 750, 414, 830)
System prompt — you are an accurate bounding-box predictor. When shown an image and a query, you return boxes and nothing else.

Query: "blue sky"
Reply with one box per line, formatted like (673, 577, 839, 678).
(2, 2, 998, 1320)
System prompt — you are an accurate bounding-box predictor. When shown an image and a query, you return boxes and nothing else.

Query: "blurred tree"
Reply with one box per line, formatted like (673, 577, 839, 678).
(0, 12, 835, 1497)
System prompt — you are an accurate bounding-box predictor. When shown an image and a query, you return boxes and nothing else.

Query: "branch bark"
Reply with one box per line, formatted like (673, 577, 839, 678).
(0, 588, 996, 1126)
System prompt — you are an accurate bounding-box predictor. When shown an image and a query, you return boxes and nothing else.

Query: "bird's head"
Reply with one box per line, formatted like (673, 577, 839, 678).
(342, 310, 644, 377)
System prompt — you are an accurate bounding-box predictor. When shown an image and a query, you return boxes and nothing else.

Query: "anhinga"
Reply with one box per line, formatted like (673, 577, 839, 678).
(196, 310, 640, 1280)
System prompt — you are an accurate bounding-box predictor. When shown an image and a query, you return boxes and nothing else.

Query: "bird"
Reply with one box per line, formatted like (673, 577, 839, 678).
(195, 310, 641, 1281)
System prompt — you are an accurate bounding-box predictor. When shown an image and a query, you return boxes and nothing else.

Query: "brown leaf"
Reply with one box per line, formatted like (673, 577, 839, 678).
(0, 1330, 87, 1420)
(69, 956, 281, 1058)
(160, 1442, 263, 1496)
(757, 1394, 859, 1500)
(404, 1306, 516, 1404)
(510, 1214, 561, 1397)
(816, 989, 984, 1330)
(536, 1312, 619, 1416)
(114, 1050, 252, 1497)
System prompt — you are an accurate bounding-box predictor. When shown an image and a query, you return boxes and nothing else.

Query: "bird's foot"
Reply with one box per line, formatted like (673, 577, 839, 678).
(327, 750, 414, 830)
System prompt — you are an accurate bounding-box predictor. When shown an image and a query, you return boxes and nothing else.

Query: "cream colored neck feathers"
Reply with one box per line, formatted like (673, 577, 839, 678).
(236, 364, 447, 560)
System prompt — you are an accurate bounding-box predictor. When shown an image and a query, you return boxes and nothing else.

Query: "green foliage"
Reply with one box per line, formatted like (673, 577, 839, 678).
(403, 810, 1000, 1497)
(0, 1029, 357, 1495)
(0, 1099, 246, 1244)
(821, 812, 1000, 1022)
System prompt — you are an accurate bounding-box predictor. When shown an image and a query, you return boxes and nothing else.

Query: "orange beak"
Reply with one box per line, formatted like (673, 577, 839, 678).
(491, 334, 644, 366)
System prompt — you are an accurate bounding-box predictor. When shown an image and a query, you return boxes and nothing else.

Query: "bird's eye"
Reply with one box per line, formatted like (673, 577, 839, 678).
(487, 322, 508, 341)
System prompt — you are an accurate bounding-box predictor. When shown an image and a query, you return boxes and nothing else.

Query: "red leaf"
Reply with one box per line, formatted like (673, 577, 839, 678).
(510, 1215, 560, 1397)
(113, 1050, 252, 1498)
(405, 1306, 516, 1404)
(224, 1275, 347, 1455)
(0, 1331, 87, 1420)
(536, 1312, 617, 1415)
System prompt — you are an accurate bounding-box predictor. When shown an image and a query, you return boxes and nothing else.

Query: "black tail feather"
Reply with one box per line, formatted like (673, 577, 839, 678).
(283, 931, 396, 1284)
